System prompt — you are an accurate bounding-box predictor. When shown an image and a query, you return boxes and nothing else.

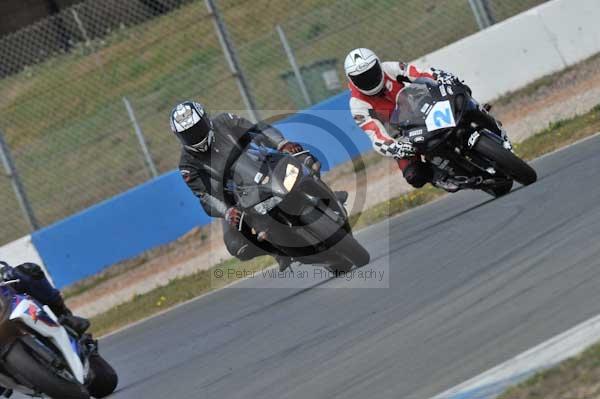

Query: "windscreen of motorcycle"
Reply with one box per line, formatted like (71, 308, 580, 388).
(229, 150, 273, 209)
(391, 83, 456, 143)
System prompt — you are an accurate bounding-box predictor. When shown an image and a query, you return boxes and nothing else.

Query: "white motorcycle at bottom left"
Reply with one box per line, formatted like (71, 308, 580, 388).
(0, 280, 117, 399)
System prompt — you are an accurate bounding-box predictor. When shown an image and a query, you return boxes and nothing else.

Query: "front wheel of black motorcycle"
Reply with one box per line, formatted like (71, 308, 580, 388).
(335, 233, 370, 268)
(325, 261, 353, 274)
(87, 353, 118, 398)
(474, 135, 537, 186)
(304, 212, 370, 269)
(4, 341, 89, 399)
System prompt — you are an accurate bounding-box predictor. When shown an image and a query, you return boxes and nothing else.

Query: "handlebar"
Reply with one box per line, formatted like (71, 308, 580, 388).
(0, 279, 20, 287)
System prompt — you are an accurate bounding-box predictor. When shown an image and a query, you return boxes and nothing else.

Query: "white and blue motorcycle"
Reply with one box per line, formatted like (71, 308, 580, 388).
(0, 280, 117, 398)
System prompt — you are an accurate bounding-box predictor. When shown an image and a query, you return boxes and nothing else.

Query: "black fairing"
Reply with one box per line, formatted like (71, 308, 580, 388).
(390, 79, 473, 151)
(229, 150, 294, 209)
(389, 79, 517, 187)
(227, 146, 350, 259)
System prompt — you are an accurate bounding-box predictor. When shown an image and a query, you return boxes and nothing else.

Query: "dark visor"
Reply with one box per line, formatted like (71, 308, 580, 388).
(350, 62, 383, 91)
(176, 117, 212, 147)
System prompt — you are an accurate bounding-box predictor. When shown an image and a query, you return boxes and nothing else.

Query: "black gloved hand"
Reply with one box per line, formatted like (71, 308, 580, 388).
(432, 68, 462, 89)
(376, 139, 416, 159)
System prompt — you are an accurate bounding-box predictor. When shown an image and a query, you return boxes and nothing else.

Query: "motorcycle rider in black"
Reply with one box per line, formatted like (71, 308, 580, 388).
(171, 101, 313, 272)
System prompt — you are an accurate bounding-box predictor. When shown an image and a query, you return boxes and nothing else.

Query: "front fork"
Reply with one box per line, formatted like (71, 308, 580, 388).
(465, 99, 513, 151)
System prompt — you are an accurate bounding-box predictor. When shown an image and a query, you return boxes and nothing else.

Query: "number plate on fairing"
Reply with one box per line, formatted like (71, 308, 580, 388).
(425, 101, 456, 132)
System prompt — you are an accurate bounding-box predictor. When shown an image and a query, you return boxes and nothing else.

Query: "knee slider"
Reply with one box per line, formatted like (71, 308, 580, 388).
(403, 164, 430, 188)
(224, 235, 253, 261)
(233, 244, 254, 261)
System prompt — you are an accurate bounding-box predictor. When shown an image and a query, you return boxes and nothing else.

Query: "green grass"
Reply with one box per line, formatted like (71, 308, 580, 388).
(90, 256, 274, 337)
(0, 0, 545, 244)
(349, 185, 445, 230)
(513, 104, 600, 161)
(87, 103, 600, 337)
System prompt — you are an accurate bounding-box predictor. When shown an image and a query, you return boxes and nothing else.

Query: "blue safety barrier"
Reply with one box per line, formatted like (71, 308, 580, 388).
(273, 91, 372, 169)
(31, 172, 211, 287)
(31, 90, 374, 287)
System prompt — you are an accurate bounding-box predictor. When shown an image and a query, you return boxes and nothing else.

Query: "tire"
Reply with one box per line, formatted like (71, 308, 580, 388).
(305, 212, 370, 268)
(489, 180, 514, 198)
(334, 233, 371, 268)
(325, 261, 353, 274)
(87, 353, 118, 398)
(474, 135, 537, 186)
(4, 341, 89, 399)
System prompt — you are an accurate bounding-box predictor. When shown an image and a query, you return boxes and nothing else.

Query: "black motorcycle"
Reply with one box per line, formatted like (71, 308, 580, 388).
(390, 79, 537, 196)
(226, 142, 370, 273)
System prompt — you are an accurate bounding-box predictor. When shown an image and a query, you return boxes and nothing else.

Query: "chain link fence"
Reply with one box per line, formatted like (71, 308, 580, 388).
(0, 0, 548, 245)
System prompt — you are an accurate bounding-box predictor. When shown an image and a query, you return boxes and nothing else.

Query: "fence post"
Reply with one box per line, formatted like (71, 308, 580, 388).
(276, 24, 312, 107)
(0, 129, 39, 231)
(71, 7, 104, 69)
(468, 0, 496, 30)
(71, 8, 91, 47)
(123, 97, 158, 179)
(204, 0, 260, 122)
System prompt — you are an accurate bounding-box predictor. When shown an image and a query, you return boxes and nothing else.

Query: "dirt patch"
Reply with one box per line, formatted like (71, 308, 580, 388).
(66, 223, 231, 317)
(492, 53, 600, 142)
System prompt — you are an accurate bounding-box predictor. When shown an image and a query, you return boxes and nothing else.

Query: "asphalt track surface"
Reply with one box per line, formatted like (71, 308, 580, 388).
(18, 136, 600, 398)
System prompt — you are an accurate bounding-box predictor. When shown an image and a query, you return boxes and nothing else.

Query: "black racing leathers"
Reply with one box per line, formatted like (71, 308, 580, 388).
(178, 112, 287, 218)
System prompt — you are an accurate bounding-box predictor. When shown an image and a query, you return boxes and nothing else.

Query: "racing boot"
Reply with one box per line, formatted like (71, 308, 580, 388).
(275, 256, 293, 273)
(435, 174, 487, 192)
(431, 169, 460, 192)
(49, 296, 91, 336)
(254, 231, 293, 273)
(334, 191, 348, 205)
(432, 178, 460, 193)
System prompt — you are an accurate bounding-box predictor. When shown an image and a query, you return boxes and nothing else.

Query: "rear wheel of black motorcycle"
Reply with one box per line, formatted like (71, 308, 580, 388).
(87, 353, 118, 398)
(474, 135, 537, 186)
(4, 341, 89, 399)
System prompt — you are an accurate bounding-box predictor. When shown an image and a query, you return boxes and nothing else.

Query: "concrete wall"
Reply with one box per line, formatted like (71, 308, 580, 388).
(0, 0, 85, 38)
(415, 0, 600, 102)
(0, 235, 54, 285)
(3, 0, 599, 287)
